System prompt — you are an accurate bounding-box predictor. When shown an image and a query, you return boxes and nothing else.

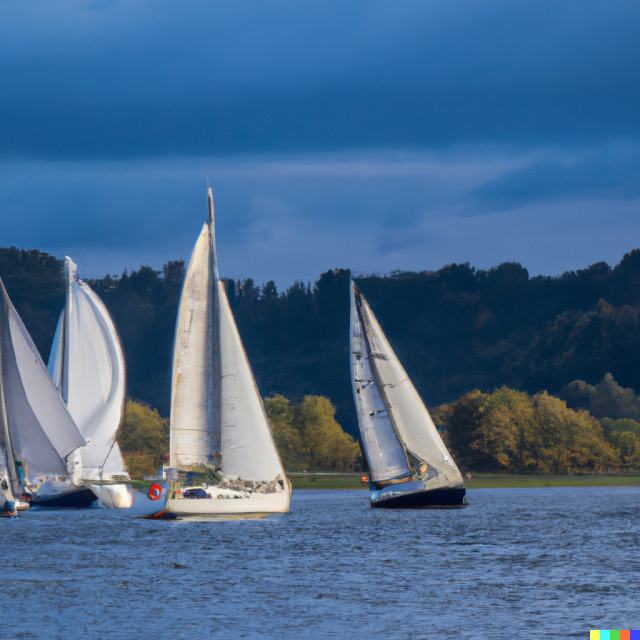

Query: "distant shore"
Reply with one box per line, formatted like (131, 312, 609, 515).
(128, 473, 640, 492)
(288, 473, 640, 490)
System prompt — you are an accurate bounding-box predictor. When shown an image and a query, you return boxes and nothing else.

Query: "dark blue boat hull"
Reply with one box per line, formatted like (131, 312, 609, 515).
(371, 482, 467, 509)
(33, 487, 98, 509)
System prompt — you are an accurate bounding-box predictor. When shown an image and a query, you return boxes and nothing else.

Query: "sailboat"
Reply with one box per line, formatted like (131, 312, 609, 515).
(350, 281, 467, 509)
(48, 257, 130, 482)
(47, 258, 169, 515)
(164, 188, 290, 516)
(0, 278, 93, 509)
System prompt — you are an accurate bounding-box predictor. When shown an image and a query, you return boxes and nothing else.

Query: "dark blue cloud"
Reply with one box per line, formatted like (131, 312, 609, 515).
(0, 0, 638, 159)
(1, 149, 639, 286)
(1, 2, 639, 286)
(470, 144, 640, 211)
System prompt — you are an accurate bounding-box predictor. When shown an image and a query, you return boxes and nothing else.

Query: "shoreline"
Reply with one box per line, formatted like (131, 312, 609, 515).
(287, 473, 640, 490)
(128, 474, 640, 491)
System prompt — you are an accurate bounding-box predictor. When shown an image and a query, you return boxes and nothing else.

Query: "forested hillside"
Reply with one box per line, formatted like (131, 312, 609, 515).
(4, 245, 640, 440)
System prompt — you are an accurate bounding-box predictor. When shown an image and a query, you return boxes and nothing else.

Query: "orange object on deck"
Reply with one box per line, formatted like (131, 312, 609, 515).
(147, 483, 162, 501)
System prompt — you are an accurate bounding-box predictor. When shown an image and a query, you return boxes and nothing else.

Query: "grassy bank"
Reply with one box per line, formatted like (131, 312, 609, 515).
(465, 474, 640, 488)
(288, 474, 367, 490)
(288, 473, 640, 489)
(126, 474, 640, 491)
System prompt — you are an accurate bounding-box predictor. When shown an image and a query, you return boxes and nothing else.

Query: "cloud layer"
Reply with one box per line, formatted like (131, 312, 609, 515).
(2, 145, 639, 284)
(0, 1, 638, 284)
(0, 1, 638, 158)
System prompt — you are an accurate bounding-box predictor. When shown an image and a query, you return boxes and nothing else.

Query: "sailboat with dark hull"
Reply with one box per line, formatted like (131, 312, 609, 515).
(0, 278, 90, 510)
(350, 281, 466, 509)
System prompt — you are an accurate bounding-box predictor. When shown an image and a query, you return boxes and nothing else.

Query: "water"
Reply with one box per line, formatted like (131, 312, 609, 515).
(2, 487, 639, 639)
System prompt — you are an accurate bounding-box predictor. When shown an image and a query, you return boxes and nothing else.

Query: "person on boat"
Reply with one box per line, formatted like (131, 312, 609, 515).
(0, 477, 15, 516)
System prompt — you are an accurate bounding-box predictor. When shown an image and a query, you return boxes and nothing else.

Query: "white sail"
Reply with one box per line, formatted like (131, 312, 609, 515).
(170, 189, 286, 486)
(169, 222, 217, 467)
(0, 278, 86, 486)
(219, 280, 285, 482)
(354, 283, 464, 486)
(48, 258, 129, 480)
(350, 282, 412, 483)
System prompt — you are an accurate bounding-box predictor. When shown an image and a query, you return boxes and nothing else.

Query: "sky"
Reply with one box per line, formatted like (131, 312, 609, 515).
(0, 0, 639, 285)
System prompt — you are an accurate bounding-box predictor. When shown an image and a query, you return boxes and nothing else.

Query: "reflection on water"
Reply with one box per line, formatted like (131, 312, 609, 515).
(4, 487, 639, 639)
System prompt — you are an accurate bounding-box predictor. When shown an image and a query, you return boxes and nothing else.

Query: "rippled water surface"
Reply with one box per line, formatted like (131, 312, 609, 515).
(3, 487, 639, 639)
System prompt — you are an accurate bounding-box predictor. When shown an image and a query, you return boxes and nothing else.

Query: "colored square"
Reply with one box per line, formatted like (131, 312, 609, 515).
(621, 632, 630, 640)
(612, 632, 621, 640)
(601, 632, 610, 640)
(630, 632, 640, 640)
(591, 633, 600, 640)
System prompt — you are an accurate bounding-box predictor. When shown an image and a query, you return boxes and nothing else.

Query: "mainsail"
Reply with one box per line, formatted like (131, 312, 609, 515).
(48, 258, 129, 480)
(350, 282, 412, 484)
(170, 189, 285, 484)
(350, 281, 464, 487)
(0, 278, 86, 487)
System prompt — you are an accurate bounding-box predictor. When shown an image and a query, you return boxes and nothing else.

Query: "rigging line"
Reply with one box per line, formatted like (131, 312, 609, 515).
(99, 438, 119, 480)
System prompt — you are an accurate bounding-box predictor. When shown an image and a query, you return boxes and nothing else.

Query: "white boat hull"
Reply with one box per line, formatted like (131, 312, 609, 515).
(165, 489, 290, 516)
(90, 482, 170, 517)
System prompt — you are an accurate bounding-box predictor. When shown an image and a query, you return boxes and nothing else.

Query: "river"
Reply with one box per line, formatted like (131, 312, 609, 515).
(3, 487, 638, 639)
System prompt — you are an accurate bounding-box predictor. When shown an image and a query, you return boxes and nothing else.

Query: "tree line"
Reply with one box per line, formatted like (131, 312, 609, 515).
(5, 244, 640, 441)
(118, 395, 360, 479)
(434, 373, 640, 473)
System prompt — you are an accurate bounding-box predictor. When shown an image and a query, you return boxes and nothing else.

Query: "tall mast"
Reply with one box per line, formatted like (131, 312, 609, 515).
(208, 187, 219, 280)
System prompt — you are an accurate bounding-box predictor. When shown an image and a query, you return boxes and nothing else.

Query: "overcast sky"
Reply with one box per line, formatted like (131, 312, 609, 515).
(1, 0, 639, 285)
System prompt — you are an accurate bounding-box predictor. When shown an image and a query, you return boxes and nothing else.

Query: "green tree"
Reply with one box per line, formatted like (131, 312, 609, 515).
(601, 417, 640, 438)
(471, 387, 537, 473)
(533, 392, 614, 473)
(435, 389, 486, 470)
(265, 394, 306, 470)
(294, 395, 360, 471)
(266, 394, 360, 472)
(119, 399, 169, 479)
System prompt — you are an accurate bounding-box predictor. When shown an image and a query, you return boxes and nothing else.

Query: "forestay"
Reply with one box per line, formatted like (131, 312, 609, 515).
(0, 278, 86, 485)
(48, 258, 128, 480)
(356, 285, 464, 485)
(350, 282, 412, 483)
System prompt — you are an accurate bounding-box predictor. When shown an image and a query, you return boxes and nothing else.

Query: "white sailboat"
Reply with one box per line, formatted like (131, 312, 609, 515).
(47, 258, 169, 515)
(164, 188, 290, 516)
(0, 278, 94, 509)
(48, 257, 130, 482)
(350, 281, 467, 508)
